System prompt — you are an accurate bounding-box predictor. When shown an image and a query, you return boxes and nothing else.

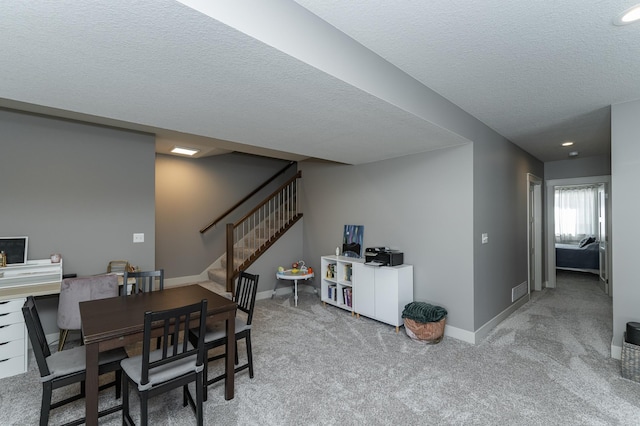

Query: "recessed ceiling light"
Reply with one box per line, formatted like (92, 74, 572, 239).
(562, 141, 574, 147)
(568, 151, 579, 157)
(614, 4, 640, 25)
(171, 146, 200, 156)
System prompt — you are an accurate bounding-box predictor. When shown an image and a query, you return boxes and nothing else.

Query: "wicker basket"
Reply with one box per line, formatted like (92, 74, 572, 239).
(404, 317, 446, 344)
(622, 333, 640, 383)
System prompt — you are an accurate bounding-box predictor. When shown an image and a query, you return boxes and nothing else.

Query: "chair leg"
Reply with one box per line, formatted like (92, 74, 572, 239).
(246, 333, 254, 379)
(122, 373, 130, 425)
(234, 340, 239, 365)
(183, 384, 188, 407)
(203, 351, 209, 402)
(141, 392, 148, 426)
(58, 329, 69, 352)
(196, 371, 204, 426)
(115, 370, 122, 399)
(40, 382, 53, 426)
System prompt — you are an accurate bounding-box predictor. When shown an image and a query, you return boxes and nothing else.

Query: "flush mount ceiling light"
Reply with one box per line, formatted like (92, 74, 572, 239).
(568, 151, 579, 157)
(171, 146, 200, 156)
(614, 4, 640, 25)
(562, 141, 574, 147)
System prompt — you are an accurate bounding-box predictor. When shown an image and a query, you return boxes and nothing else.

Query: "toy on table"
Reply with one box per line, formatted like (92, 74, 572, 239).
(278, 260, 312, 275)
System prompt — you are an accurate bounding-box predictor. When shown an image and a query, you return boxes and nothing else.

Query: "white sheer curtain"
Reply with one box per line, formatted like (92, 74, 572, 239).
(554, 185, 598, 244)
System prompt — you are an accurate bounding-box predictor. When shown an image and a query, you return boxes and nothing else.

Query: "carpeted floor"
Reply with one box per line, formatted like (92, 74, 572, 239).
(1, 270, 639, 425)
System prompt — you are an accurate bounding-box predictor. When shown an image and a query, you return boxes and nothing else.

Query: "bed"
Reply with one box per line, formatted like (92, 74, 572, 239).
(555, 238, 599, 274)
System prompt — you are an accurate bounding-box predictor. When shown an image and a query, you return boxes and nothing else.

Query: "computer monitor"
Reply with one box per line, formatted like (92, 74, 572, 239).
(0, 236, 28, 265)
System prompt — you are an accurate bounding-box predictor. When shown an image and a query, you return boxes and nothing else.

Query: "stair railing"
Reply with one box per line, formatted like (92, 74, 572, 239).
(200, 161, 296, 234)
(226, 171, 302, 291)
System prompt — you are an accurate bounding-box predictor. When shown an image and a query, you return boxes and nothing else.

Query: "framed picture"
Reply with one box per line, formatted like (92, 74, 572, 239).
(342, 225, 364, 258)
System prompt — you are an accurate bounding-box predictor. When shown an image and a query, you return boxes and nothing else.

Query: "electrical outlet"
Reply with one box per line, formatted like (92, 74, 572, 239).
(133, 233, 144, 243)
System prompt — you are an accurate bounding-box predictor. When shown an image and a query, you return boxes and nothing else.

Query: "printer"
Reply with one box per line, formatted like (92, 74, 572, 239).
(364, 247, 404, 266)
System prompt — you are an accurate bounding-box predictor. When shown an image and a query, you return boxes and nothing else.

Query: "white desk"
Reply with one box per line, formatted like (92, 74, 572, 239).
(274, 270, 315, 306)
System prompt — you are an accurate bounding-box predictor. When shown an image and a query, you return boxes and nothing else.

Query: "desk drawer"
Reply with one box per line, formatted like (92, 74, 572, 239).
(0, 298, 25, 315)
(0, 355, 27, 379)
(0, 322, 25, 342)
(0, 338, 25, 359)
(0, 311, 24, 327)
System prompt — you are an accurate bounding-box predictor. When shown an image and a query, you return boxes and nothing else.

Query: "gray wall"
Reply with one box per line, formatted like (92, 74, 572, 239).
(300, 144, 475, 331)
(0, 109, 156, 276)
(155, 153, 294, 278)
(545, 155, 611, 180)
(473, 130, 544, 329)
(300, 115, 543, 336)
(611, 99, 640, 348)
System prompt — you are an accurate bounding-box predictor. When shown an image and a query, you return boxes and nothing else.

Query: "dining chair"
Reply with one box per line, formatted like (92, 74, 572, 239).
(120, 299, 208, 426)
(57, 274, 120, 351)
(107, 260, 130, 274)
(122, 269, 164, 296)
(189, 271, 258, 401)
(23, 296, 127, 426)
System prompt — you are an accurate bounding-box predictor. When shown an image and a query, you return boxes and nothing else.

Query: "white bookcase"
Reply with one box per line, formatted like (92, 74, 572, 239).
(321, 255, 414, 331)
(320, 255, 362, 313)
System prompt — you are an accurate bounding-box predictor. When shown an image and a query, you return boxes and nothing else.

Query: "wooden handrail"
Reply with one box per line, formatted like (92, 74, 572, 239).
(199, 161, 296, 234)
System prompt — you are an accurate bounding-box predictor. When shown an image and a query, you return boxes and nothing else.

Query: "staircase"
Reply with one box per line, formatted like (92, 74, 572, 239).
(204, 170, 302, 292)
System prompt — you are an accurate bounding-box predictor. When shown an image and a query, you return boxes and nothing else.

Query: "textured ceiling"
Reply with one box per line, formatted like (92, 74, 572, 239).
(2, 1, 638, 163)
(295, 0, 640, 161)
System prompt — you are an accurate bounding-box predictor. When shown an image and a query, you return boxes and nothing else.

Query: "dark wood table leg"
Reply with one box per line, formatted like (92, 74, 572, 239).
(85, 342, 99, 425)
(225, 314, 235, 400)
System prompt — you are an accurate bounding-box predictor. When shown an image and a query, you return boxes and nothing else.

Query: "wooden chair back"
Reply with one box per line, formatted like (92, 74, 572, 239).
(235, 271, 259, 325)
(22, 296, 52, 378)
(123, 269, 164, 295)
(139, 299, 208, 388)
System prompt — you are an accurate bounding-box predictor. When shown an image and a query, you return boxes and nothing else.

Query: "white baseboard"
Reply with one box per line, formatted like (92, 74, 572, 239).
(445, 293, 531, 345)
(443, 324, 476, 344)
(165, 274, 207, 288)
(611, 338, 622, 360)
(256, 284, 318, 301)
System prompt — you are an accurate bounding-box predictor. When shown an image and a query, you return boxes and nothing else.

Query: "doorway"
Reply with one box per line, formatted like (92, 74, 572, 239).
(545, 176, 611, 294)
(527, 174, 543, 292)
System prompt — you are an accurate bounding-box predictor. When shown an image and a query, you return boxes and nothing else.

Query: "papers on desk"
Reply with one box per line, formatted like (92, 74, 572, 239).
(365, 261, 384, 267)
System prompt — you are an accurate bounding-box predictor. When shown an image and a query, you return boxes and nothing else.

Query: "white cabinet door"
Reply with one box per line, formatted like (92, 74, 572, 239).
(353, 263, 375, 318)
(374, 268, 400, 326)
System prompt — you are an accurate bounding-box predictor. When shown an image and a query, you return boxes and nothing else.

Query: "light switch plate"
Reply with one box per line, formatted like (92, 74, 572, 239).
(481, 233, 489, 244)
(133, 233, 144, 243)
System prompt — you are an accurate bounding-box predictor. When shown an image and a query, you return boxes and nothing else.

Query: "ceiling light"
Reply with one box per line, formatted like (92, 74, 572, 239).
(561, 141, 574, 147)
(171, 146, 200, 156)
(568, 151, 579, 157)
(614, 4, 640, 25)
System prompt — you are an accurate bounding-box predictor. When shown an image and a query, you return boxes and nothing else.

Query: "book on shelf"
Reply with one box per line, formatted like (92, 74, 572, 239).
(342, 287, 352, 307)
(344, 264, 352, 282)
(328, 284, 337, 301)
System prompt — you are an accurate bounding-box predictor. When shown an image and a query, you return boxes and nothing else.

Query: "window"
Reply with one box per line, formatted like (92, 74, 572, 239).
(554, 185, 598, 244)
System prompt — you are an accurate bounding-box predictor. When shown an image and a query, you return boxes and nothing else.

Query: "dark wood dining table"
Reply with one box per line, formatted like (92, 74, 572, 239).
(80, 285, 237, 425)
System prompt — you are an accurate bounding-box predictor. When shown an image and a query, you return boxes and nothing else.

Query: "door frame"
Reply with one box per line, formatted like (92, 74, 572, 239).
(545, 175, 612, 291)
(527, 174, 543, 292)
